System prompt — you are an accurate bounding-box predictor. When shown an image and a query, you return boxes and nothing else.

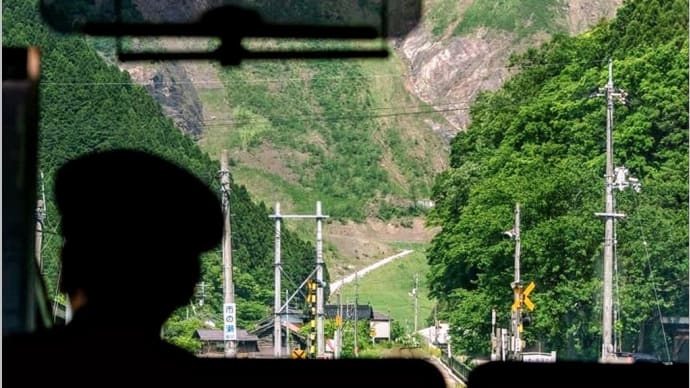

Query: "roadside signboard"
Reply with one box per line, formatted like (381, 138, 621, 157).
(224, 303, 237, 341)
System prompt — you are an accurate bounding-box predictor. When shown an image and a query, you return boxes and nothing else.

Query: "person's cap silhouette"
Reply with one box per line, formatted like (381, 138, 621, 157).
(54, 149, 223, 332)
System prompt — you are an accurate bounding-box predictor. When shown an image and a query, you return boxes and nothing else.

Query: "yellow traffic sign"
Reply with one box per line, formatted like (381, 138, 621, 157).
(511, 300, 520, 311)
(511, 282, 536, 311)
(335, 315, 342, 327)
(524, 281, 535, 296)
(291, 348, 306, 359)
(524, 296, 535, 311)
(523, 282, 535, 311)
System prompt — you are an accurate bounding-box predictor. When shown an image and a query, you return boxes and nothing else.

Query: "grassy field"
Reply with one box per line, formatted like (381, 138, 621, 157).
(333, 242, 435, 333)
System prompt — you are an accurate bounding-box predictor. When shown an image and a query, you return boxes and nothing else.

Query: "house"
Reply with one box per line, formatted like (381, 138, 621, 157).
(325, 305, 391, 342)
(324, 304, 374, 321)
(370, 311, 392, 341)
(194, 328, 259, 358)
(251, 314, 307, 358)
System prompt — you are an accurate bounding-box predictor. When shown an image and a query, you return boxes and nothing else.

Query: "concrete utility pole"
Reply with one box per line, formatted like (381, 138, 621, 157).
(272, 202, 282, 358)
(510, 203, 522, 359)
(491, 308, 498, 361)
(593, 60, 636, 362)
(433, 302, 439, 344)
(35, 170, 46, 272)
(285, 289, 290, 354)
(354, 274, 359, 357)
(315, 202, 325, 357)
(220, 150, 237, 358)
(413, 273, 419, 333)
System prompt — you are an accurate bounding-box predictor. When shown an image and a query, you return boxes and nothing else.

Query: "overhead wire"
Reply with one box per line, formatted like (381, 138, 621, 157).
(199, 106, 470, 128)
(629, 195, 673, 362)
(39, 57, 614, 87)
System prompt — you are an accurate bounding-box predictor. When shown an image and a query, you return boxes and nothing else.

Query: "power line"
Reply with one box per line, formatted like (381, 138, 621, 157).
(200, 106, 470, 128)
(40, 57, 612, 86)
(164, 101, 469, 119)
(630, 195, 673, 363)
(41, 72, 408, 86)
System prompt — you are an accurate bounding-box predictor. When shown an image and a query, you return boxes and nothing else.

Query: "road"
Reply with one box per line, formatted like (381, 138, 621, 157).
(329, 249, 414, 295)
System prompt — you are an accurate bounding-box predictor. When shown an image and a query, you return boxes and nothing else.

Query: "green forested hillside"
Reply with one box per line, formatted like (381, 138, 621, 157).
(426, 0, 566, 38)
(428, 0, 688, 360)
(199, 42, 448, 222)
(3, 0, 325, 348)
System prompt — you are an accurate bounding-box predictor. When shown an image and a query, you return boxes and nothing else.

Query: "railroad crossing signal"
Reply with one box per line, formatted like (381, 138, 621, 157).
(292, 348, 306, 359)
(511, 281, 536, 312)
(523, 281, 535, 311)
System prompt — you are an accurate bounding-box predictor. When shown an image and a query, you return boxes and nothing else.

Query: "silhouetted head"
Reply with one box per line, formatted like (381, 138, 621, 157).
(55, 149, 223, 324)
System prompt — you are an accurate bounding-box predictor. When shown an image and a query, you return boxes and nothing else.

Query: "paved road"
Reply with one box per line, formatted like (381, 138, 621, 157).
(329, 249, 414, 295)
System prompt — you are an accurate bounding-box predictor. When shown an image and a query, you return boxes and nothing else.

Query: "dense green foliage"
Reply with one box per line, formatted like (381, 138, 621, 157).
(302, 318, 375, 358)
(428, 0, 688, 360)
(4, 0, 326, 344)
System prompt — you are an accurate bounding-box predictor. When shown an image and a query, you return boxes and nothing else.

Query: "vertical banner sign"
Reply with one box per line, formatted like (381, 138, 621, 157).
(224, 303, 237, 341)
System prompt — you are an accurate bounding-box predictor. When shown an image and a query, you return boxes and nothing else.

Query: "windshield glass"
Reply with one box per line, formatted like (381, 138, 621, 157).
(38, 0, 421, 38)
(3, 0, 688, 376)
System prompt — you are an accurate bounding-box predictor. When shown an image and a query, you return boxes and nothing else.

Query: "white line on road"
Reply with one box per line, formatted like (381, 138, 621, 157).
(329, 249, 414, 295)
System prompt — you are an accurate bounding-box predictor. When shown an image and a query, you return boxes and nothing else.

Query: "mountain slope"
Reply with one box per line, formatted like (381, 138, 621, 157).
(91, 0, 626, 299)
(400, 0, 623, 136)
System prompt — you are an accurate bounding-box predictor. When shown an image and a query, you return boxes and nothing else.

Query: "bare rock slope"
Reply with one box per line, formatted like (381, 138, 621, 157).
(398, 0, 623, 137)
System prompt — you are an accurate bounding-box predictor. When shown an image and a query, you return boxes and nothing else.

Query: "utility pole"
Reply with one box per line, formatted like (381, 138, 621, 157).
(434, 302, 439, 345)
(35, 170, 46, 272)
(220, 150, 237, 358)
(510, 203, 522, 360)
(285, 289, 290, 355)
(413, 273, 419, 334)
(315, 201, 326, 358)
(336, 290, 343, 359)
(593, 59, 636, 362)
(491, 308, 498, 361)
(200, 281, 205, 307)
(272, 202, 282, 358)
(354, 273, 359, 357)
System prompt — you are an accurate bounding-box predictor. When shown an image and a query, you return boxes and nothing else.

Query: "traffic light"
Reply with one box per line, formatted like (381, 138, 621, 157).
(522, 313, 533, 327)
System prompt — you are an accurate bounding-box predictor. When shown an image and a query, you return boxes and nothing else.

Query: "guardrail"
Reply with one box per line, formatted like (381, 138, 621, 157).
(439, 352, 472, 384)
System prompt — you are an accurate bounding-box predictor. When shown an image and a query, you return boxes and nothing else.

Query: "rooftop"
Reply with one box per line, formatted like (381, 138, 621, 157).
(195, 329, 259, 342)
